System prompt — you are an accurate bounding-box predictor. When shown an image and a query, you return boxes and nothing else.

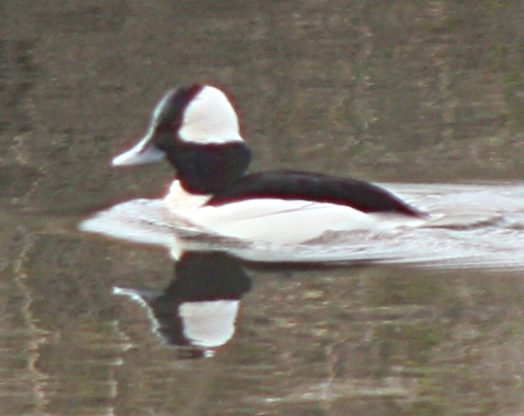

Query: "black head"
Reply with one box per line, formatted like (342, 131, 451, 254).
(112, 84, 252, 194)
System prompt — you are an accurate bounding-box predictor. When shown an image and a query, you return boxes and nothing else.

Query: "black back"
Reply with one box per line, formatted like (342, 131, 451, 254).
(207, 170, 423, 217)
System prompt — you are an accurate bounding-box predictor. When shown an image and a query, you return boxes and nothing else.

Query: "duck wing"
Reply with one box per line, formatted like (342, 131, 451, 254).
(207, 170, 423, 217)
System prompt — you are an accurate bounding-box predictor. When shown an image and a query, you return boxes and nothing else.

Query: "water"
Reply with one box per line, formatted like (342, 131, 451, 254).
(1, 1, 524, 415)
(81, 182, 524, 269)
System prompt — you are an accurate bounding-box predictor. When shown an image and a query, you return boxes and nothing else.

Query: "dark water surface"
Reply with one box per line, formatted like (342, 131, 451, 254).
(1, 1, 524, 415)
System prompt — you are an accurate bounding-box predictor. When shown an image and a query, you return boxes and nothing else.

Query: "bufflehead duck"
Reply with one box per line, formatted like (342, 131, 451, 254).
(112, 84, 425, 243)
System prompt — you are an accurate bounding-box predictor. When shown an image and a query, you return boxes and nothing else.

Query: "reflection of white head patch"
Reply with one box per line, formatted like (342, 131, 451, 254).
(179, 86, 244, 144)
(180, 300, 240, 347)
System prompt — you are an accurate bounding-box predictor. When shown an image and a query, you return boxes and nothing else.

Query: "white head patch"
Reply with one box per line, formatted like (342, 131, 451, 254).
(178, 86, 244, 144)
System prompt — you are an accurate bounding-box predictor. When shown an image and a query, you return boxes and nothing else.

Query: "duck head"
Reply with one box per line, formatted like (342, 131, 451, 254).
(113, 84, 252, 195)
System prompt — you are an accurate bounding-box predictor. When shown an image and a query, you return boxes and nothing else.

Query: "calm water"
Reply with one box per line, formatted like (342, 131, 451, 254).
(1, 1, 524, 415)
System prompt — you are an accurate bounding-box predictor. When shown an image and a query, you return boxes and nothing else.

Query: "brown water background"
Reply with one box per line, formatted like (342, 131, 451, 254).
(1, 1, 524, 415)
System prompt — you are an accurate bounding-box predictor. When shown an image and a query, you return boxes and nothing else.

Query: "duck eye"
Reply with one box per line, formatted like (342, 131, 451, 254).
(171, 118, 182, 133)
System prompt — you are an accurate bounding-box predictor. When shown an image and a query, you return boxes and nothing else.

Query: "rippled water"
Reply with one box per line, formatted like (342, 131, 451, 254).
(1, 2, 524, 415)
(82, 182, 524, 269)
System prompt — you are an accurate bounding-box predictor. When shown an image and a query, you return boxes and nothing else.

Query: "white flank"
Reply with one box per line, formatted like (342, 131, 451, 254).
(169, 198, 424, 244)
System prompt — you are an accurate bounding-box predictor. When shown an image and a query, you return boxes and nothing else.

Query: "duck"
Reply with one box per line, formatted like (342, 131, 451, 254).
(112, 84, 426, 243)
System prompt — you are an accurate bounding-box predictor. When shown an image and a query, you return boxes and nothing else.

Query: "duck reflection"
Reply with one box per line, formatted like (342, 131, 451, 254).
(113, 251, 251, 359)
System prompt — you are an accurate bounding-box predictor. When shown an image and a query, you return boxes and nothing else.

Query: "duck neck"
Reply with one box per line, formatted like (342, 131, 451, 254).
(167, 141, 251, 195)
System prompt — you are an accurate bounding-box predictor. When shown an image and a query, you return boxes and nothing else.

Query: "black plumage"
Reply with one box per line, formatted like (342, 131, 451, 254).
(208, 170, 422, 217)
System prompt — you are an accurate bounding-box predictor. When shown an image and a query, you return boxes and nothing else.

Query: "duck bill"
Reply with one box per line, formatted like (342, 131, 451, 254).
(112, 133, 165, 166)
